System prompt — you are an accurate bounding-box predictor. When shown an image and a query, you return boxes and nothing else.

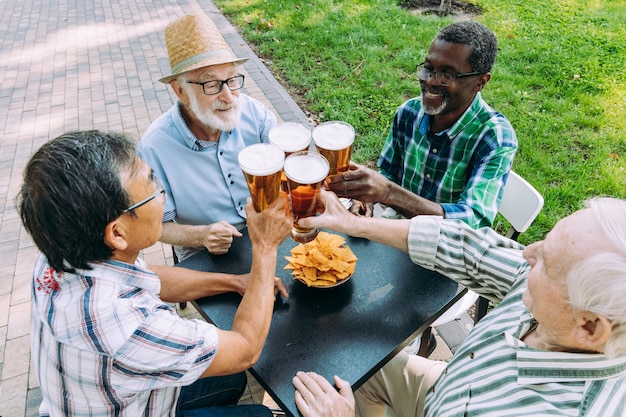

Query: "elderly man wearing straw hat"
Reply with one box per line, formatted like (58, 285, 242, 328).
(138, 13, 277, 262)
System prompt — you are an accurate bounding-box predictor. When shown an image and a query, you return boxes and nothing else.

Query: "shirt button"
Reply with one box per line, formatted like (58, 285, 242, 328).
(228, 173, 232, 178)
(432, 148, 438, 154)
(444, 369, 448, 374)
(219, 151, 223, 156)
(426, 174, 431, 179)
(230, 180, 234, 185)
(469, 352, 475, 359)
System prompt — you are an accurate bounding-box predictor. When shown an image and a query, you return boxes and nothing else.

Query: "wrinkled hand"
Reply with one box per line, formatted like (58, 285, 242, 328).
(246, 192, 292, 250)
(348, 200, 374, 217)
(293, 371, 355, 417)
(325, 162, 390, 203)
(203, 221, 242, 255)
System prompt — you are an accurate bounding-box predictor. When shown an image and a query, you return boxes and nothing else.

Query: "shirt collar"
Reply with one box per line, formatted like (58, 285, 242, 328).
(86, 258, 161, 295)
(446, 93, 482, 140)
(419, 113, 452, 138)
(174, 101, 230, 150)
(418, 93, 483, 140)
(505, 317, 626, 384)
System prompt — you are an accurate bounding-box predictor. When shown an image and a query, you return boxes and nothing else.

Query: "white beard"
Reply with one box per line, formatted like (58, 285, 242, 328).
(186, 85, 242, 131)
(421, 91, 448, 116)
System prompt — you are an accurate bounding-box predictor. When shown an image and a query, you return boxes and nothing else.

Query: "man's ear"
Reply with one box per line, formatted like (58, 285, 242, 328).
(104, 218, 129, 252)
(575, 311, 612, 351)
(170, 79, 186, 101)
(475, 73, 491, 92)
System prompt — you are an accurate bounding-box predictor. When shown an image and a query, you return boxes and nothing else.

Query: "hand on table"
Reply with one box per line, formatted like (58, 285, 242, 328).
(325, 162, 390, 205)
(203, 221, 243, 255)
(293, 371, 355, 417)
(232, 272, 289, 299)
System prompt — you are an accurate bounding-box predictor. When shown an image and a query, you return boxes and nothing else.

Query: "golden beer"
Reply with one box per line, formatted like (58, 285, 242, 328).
(312, 121, 355, 176)
(268, 122, 312, 191)
(238, 143, 285, 212)
(283, 151, 329, 243)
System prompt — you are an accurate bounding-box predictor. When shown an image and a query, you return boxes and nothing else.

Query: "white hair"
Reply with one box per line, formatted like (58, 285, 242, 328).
(566, 197, 626, 358)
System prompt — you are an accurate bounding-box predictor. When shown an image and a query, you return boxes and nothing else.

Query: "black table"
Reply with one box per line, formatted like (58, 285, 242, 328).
(177, 228, 462, 417)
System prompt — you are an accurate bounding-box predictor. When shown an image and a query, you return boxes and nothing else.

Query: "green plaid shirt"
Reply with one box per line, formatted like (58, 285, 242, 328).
(377, 93, 517, 228)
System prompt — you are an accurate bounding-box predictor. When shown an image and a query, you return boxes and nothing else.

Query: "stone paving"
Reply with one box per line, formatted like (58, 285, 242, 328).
(0, 1, 460, 416)
(0, 0, 307, 415)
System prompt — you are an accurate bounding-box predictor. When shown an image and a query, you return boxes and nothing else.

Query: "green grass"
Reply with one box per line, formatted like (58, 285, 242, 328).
(214, 0, 626, 244)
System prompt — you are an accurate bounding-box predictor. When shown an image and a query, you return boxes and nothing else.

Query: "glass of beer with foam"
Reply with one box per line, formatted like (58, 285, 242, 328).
(283, 151, 329, 243)
(238, 143, 285, 212)
(268, 122, 312, 191)
(312, 121, 355, 176)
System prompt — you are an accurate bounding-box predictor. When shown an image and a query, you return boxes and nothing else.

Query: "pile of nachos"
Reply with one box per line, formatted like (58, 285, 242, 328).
(284, 232, 357, 287)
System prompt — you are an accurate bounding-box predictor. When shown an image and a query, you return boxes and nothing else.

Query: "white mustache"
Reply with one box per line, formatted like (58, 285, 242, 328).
(211, 97, 239, 111)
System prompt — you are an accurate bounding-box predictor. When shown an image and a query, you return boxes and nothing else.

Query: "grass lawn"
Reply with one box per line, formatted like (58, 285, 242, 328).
(214, 0, 626, 244)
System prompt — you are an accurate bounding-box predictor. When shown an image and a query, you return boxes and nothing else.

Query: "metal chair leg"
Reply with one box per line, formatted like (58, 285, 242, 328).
(417, 327, 437, 357)
(171, 246, 188, 309)
(474, 296, 490, 324)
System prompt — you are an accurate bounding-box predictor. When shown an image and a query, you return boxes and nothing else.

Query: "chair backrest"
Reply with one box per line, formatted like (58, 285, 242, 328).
(474, 171, 544, 323)
(498, 170, 544, 240)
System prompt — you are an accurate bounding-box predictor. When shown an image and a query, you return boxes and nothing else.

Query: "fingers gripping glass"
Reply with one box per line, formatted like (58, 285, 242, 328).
(187, 75, 245, 95)
(416, 63, 482, 86)
(123, 174, 166, 213)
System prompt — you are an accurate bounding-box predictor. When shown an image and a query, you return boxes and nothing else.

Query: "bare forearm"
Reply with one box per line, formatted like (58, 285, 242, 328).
(160, 222, 206, 247)
(347, 217, 411, 253)
(150, 265, 243, 302)
(382, 182, 444, 219)
(205, 245, 280, 375)
(230, 245, 278, 353)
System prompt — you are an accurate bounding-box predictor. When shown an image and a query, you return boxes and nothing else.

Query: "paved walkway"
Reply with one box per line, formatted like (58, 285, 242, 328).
(0, 1, 460, 415)
(0, 0, 310, 415)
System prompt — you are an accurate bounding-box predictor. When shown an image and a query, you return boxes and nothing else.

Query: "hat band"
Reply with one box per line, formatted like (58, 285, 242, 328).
(171, 49, 238, 74)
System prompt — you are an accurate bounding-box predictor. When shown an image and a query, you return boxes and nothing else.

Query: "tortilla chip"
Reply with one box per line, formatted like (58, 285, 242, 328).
(284, 232, 358, 287)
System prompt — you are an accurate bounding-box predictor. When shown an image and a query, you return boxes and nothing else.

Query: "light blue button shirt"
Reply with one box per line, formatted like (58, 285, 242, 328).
(137, 95, 277, 260)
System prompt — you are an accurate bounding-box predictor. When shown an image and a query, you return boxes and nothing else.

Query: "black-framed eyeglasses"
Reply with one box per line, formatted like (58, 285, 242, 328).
(123, 174, 166, 213)
(416, 63, 482, 87)
(187, 74, 245, 95)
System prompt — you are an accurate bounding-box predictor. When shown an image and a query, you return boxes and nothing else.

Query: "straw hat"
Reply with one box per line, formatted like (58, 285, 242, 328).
(159, 14, 248, 84)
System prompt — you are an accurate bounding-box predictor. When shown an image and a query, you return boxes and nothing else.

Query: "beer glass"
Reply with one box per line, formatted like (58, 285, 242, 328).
(238, 143, 285, 212)
(283, 151, 329, 243)
(268, 122, 312, 191)
(312, 121, 355, 176)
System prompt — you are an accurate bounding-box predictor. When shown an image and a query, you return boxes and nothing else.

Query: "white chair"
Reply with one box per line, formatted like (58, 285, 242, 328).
(418, 170, 544, 355)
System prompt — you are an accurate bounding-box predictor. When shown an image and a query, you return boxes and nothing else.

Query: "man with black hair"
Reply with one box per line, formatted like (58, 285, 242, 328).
(19, 130, 291, 417)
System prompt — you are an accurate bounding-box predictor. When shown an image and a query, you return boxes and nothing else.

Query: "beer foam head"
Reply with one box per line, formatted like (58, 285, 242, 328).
(238, 143, 285, 175)
(312, 121, 355, 151)
(268, 122, 312, 153)
(284, 152, 329, 184)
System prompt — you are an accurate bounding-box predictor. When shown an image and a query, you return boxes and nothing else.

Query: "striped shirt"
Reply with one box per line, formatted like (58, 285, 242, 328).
(378, 93, 517, 228)
(30, 253, 219, 417)
(407, 216, 626, 416)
